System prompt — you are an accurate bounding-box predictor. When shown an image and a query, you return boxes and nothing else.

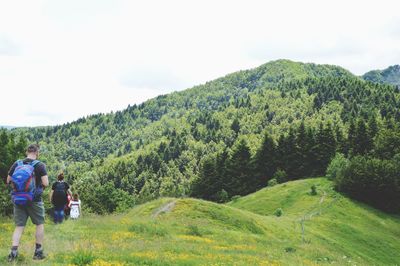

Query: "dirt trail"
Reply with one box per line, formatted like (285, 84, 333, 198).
(152, 200, 177, 218)
(319, 191, 327, 204)
(297, 190, 340, 242)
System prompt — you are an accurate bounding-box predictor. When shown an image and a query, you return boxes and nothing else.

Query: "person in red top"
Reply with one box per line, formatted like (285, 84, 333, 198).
(65, 194, 72, 219)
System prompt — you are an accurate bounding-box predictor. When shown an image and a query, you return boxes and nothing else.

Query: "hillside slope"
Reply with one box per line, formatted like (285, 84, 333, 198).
(1, 178, 399, 265)
(229, 178, 400, 265)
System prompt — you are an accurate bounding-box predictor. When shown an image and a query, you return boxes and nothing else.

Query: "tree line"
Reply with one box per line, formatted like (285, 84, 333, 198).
(191, 116, 387, 202)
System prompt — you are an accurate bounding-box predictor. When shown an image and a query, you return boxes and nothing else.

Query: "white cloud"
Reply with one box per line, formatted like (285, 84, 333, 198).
(0, 0, 399, 126)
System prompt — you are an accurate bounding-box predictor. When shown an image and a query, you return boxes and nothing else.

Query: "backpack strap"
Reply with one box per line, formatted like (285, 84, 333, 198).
(30, 160, 40, 167)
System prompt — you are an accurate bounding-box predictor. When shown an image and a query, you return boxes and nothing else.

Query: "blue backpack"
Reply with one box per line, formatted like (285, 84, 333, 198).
(11, 160, 40, 206)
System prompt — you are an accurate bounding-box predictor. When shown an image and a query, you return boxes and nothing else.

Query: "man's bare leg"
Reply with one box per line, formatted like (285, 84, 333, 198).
(8, 226, 24, 261)
(35, 224, 44, 245)
(33, 224, 45, 260)
(12, 226, 25, 246)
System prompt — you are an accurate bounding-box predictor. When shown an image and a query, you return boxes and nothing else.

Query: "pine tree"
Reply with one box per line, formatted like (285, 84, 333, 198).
(304, 127, 316, 177)
(276, 128, 298, 179)
(296, 121, 309, 178)
(254, 132, 277, 188)
(353, 119, 372, 155)
(226, 139, 253, 196)
(215, 149, 228, 195)
(324, 123, 337, 161)
(191, 156, 217, 200)
(231, 117, 240, 135)
(347, 120, 356, 156)
(312, 123, 336, 176)
(285, 128, 299, 179)
(368, 116, 378, 140)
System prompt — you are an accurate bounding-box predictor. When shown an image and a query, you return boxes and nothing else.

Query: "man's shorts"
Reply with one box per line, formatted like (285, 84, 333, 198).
(14, 201, 45, 226)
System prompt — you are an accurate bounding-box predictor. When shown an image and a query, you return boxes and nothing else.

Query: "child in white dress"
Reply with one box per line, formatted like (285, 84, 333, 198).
(69, 193, 81, 219)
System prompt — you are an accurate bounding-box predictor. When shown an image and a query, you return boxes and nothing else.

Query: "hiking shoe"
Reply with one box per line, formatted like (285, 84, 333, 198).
(7, 250, 18, 262)
(33, 249, 45, 260)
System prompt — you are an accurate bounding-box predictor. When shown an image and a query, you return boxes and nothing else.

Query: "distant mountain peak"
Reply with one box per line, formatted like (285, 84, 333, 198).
(220, 59, 355, 88)
(362, 64, 400, 86)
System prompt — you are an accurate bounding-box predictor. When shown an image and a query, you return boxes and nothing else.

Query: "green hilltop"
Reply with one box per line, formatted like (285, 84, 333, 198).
(1, 178, 399, 265)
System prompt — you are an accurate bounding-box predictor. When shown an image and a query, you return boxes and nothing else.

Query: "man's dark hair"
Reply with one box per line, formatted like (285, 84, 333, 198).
(27, 144, 40, 153)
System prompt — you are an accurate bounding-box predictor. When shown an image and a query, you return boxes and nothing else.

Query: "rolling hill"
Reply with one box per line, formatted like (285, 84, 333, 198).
(1, 178, 399, 265)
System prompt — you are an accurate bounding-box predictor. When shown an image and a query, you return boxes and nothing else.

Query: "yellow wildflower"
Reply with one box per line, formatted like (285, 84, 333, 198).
(111, 231, 135, 241)
(177, 235, 214, 243)
(131, 251, 158, 260)
(88, 259, 125, 266)
(163, 251, 194, 261)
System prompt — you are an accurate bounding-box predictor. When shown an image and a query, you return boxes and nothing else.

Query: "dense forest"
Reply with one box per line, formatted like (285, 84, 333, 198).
(1, 60, 399, 214)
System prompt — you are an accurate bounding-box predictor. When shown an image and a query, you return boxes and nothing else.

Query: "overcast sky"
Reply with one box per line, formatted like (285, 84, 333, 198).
(1, 0, 399, 127)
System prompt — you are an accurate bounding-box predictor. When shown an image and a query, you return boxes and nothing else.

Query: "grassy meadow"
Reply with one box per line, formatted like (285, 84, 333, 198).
(1, 178, 399, 265)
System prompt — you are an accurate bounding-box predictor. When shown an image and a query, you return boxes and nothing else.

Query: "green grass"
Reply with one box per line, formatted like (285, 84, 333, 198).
(1, 178, 399, 265)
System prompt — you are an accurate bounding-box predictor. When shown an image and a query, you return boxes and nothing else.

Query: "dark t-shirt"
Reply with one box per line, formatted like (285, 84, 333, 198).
(52, 181, 70, 207)
(8, 158, 48, 202)
(52, 181, 70, 191)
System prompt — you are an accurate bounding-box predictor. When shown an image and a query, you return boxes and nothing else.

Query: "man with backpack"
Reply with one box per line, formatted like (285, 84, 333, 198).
(6, 144, 49, 262)
(50, 172, 72, 223)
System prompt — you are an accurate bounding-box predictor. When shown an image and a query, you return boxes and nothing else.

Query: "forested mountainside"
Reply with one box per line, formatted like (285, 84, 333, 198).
(363, 64, 400, 86)
(2, 59, 400, 214)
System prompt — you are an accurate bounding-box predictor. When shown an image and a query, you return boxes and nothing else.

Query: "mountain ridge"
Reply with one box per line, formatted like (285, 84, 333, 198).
(8, 60, 398, 130)
(362, 64, 400, 86)
(10, 59, 398, 130)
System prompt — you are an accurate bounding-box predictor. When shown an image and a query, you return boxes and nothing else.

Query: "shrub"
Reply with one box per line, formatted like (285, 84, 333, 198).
(310, 185, 317, 195)
(216, 189, 229, 203)
(273, 170, 288, 184)
(326, 153, 348, 180)
(274, 208, 283, 217)
(268, 178, 278, 187)
(285, 247, 296, 253)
